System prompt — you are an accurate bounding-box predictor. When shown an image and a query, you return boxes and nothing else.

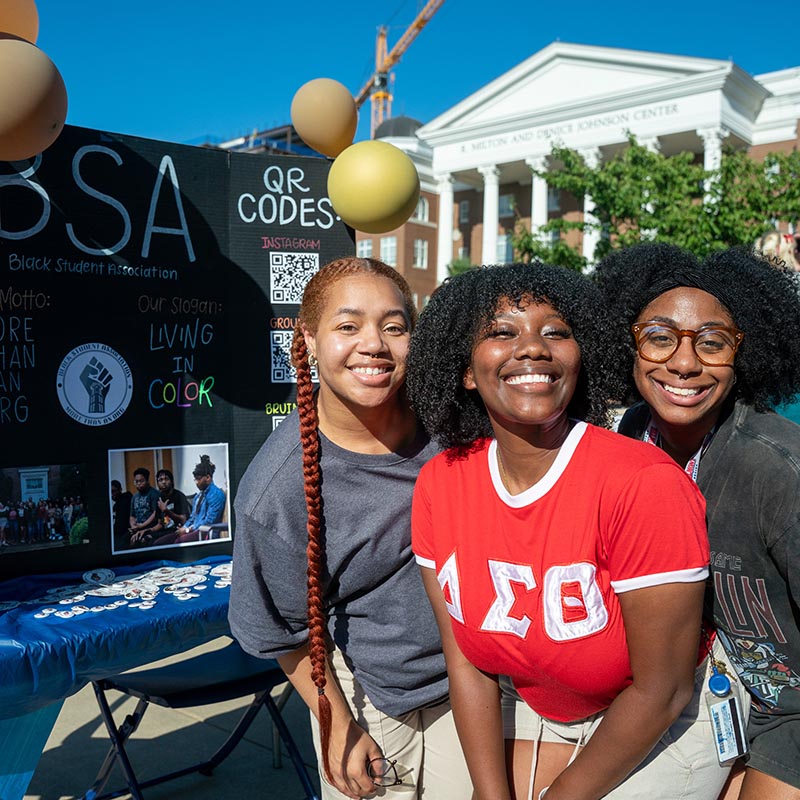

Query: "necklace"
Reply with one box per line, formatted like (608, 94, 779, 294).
(495, 440, 565, 494)
(496, 447, 510, 489)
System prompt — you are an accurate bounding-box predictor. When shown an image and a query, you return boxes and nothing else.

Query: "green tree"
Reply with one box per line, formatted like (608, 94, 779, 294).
(702, 149, 800, 253)
(447, 256, 479, 277)
(69, 515, 88, 545)
(512, 135, 800, 264)
(512, 216, 587, 272)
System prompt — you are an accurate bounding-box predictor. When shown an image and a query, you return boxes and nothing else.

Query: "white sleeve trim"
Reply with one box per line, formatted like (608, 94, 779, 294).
(415, 554, 436, 569)
(611, 566, 709, 593)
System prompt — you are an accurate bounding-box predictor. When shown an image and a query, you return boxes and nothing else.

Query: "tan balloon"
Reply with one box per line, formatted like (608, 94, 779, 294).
(0, 35, 67, 161)
(0, 0, 39, 44)
(328, 140, 420, 234)
(291, 78, 357, 158)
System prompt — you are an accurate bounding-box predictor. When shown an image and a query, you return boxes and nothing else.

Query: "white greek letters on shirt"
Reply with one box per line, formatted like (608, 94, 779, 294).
(542, 563, 609, 641)
(480, 560, 536, 638)
(437, 552, 464, 623)
(439, 554, 610, 641)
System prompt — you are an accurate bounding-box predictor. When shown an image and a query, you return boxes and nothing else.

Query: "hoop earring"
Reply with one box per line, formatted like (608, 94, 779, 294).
(308, 354, 318, 368)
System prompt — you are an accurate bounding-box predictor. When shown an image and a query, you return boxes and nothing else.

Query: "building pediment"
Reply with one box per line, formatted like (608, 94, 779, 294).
(420, 42, 741, 140)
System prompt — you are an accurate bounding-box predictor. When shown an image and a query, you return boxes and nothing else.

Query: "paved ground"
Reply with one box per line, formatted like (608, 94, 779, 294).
(24, 637, 321, 800)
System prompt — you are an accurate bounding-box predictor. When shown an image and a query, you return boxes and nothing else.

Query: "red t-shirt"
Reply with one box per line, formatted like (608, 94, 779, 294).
(412, 423, 709, 722)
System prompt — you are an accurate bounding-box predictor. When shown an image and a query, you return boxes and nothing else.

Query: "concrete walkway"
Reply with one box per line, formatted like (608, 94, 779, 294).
(24, 637, 321, 800)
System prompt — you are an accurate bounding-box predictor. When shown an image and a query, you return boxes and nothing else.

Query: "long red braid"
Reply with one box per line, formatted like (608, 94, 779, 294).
(290, 257, 415, 783)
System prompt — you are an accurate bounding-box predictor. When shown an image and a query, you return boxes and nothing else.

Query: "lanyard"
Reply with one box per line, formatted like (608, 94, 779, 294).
(643, 418, 730, 694)
(641, 417, 714, 483)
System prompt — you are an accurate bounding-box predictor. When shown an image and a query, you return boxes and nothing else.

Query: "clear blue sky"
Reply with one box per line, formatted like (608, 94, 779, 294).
(35, 0, 796, 148)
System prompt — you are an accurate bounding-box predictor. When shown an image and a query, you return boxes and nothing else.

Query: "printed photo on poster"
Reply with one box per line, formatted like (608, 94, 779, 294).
(108, 443, 231, 555)
(0, 463, 89, 554)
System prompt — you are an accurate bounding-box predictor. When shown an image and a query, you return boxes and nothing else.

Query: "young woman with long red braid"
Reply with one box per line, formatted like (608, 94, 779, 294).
(229, 257, 471, 800)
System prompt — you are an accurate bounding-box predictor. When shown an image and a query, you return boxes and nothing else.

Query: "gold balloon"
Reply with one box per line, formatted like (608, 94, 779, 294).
(291, 78, 357, 158)
(328, 140, 420, 234)
(0, 35, 67, 161)
(0, 0, 39, 44)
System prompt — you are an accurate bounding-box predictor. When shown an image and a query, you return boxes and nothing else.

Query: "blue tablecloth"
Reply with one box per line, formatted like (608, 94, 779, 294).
(0, 556, 232, 719)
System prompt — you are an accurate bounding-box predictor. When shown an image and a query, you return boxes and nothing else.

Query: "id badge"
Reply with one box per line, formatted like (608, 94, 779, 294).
(707, 693, 748, 765)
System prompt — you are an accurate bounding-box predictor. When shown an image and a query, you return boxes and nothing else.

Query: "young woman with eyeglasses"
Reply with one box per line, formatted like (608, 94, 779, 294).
(596, 243, 800, 800)
(229, 257, 471, 800)
(407, 262, 731, 800)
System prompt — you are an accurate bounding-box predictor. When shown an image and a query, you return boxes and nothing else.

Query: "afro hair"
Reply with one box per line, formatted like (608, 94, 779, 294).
(594, 243, 800, 411)
(407, 262, 625, 450)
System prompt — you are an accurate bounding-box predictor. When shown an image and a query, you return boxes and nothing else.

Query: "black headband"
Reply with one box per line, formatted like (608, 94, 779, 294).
(637, 269, 736, 319)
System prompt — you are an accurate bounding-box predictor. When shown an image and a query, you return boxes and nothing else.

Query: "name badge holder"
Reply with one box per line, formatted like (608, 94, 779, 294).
(642, 419, 748, 765)
(706, 655, 748, 765)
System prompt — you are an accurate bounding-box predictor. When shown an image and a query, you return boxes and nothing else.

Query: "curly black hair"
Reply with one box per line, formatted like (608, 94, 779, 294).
(406, 262, 625, 450)
(593, 243, 800, 411)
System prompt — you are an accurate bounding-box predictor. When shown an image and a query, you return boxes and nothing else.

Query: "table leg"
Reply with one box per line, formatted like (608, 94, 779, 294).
(0, 701, 64, 800)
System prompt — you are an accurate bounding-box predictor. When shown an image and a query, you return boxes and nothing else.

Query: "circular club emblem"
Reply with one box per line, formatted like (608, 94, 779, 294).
(56, 343, 133, 426)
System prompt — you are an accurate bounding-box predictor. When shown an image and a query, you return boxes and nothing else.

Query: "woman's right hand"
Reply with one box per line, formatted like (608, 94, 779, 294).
(276, 647, 385, 798)
(326, 718, 384, 799)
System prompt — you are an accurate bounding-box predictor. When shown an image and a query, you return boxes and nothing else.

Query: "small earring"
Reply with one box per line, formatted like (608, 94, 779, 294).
(308, 353, 318, 368)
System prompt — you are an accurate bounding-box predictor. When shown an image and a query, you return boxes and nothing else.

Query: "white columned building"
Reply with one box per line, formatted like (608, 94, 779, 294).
(435, 173, 454, 283)
(639, 137, 662, 153)
(697, 126, 731, 198)
(579, 147, 602, 264)
(396, 42, 799, 281)
(639, 137, 662, 239)
(525, 156, 549, 241)
(478, 165, 500, 263)
(697, 126, 730, 172)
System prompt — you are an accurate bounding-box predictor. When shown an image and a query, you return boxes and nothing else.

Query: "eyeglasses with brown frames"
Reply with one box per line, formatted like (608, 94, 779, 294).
(631, 322, 744, 366)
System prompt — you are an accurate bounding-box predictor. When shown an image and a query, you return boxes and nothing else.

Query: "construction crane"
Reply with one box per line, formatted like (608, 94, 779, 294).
(355, 0, 446, 138)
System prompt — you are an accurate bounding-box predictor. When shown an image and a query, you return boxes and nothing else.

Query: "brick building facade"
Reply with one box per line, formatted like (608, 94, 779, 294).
(362, 43, 800, 305)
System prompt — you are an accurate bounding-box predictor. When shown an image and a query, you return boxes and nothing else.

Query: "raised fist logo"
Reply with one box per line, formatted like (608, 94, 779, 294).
(79, 357, 113, 413)
(57, 344, 133, 426)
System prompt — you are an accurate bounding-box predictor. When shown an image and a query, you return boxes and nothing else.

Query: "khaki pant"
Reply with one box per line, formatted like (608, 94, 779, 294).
(500, 637, 750, 799)
(309, 648, 472, 799)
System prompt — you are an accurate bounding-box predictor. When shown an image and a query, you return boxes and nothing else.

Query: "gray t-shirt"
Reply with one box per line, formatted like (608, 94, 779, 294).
(130, 487, 159, 525)
(229, 411, 447, 717)
(620, 400, 800, 720)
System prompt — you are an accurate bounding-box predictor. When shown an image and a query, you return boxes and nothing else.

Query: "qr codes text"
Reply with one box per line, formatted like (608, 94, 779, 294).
(270, 252, 320, 304)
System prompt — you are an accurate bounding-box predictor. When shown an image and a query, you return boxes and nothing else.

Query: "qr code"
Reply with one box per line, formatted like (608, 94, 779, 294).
(270, 252, 320, 304)
(270, 331, 318, 384)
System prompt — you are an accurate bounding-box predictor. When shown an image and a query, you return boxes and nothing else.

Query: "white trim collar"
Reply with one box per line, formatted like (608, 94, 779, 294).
(488, 421, 588, 508)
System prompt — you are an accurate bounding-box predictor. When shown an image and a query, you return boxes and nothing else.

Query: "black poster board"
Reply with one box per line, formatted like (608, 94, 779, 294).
(0, 125, 353, 578)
